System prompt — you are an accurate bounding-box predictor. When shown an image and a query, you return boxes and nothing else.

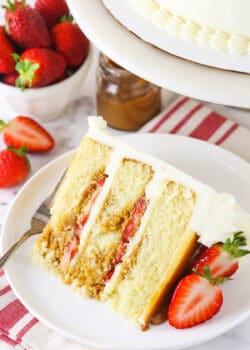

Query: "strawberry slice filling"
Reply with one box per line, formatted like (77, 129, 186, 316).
(104, 196, 148, 282)
(60, 236, 79, 272)
(60, 174, 108, 272)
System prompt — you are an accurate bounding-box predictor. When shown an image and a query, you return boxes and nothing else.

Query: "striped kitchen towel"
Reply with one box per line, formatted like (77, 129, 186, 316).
(0, 96, 249, 350)
(141, 96, 250, 163)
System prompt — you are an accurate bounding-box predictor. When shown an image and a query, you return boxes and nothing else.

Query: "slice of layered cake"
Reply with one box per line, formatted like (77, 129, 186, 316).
(34, 117, 250, 330)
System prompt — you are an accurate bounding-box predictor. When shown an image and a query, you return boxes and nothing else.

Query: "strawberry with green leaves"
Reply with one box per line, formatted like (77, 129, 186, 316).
(13, 48, 67, 88)
(0, 25, 16, 74)
(3, 0, 52, 50)
(0, 116, 54, 152)
(194, 232, 250, 278)
(0, 147, 30, 188)
(168, 267, 228, 329)
(52, 16, 89, 68)
(35, 0, 69, 28)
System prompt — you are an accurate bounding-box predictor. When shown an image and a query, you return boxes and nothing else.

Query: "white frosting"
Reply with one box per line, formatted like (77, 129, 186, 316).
(87, 117, 250, 247)
(128, 0, 250, 55)
(88, 116, 107, 132)
(157, 0, 250, 36)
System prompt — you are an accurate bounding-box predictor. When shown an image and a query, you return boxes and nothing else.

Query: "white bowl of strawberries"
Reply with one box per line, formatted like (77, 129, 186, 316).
(0, 0, 92, 121)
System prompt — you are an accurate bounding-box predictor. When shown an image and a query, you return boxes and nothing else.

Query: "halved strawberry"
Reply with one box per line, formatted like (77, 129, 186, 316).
(194, 232, 250, 278)
(168, 267, 227, 329)
(0, 116, 54, 153)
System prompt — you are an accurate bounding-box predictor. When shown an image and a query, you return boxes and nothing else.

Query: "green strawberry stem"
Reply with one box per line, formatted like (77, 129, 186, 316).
(192, 266, 231, 286)
(0, 120, 7, 131)
(14, 54, 40, 89)
(8, 146, 30, 169)
(7, 146, 27, 156)
(60, 14, 74, 23)
(2, 0, 26, 12)
(223, 231, 250, 258)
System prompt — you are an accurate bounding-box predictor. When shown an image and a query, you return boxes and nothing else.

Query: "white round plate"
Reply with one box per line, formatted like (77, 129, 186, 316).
(67, 0, 250, 108)
(1, 134, 250, 350)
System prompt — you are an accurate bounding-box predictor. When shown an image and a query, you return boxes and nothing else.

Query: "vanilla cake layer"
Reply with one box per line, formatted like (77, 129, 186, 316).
(102, 180, 197, 329)
(35, 137, 112, 273)
(67, 158, 153, 296)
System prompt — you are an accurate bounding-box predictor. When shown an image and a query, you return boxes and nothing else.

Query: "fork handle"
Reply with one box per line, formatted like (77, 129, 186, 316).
(0, 230, 39, 269)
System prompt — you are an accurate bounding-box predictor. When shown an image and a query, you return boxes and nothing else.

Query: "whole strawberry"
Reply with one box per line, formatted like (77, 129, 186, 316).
(4, 0, 52, 50)
(14, 48, 67, 88)
(3, 72, 18, 85)
(0, 147, 30, 188)
(52, 17, 89, 68)
(0, 25, 16, 74)
(0, 116, 55, 152)
(35, 0, 69, 29)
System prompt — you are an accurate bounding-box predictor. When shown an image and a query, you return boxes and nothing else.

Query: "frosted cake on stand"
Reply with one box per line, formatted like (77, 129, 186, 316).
(103, 0, 250, 73)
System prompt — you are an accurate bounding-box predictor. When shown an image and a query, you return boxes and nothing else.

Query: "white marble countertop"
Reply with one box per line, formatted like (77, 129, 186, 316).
(0, 51, 250, 350)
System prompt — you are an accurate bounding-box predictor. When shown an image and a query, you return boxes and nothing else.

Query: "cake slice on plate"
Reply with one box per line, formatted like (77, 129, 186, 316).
(34, 116, 250, 330)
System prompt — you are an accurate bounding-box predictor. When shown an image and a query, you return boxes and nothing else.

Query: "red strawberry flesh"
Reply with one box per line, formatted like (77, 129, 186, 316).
(194, 245, 238, 278)
(168, 274, 223, 329)
(104, 197, 148, 282)
(60, 236, 79, 272)
(194, 232, 250, 278)
(0, 116, 54, 152)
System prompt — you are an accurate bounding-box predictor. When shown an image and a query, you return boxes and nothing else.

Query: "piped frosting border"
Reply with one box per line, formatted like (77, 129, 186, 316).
(131, 0, 250, 55)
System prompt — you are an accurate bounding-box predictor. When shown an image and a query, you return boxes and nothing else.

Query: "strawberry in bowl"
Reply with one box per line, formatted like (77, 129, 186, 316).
(0, 0, 92, 121)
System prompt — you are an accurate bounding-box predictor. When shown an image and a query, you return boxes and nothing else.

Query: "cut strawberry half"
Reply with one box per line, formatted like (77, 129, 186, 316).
(168, 267, 228, 329)
(194, 232, 250, 278)
(0, 116, 54, 153)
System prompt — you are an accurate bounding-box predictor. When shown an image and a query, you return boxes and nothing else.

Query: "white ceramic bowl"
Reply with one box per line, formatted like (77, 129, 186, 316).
(0, 45, 93, 122)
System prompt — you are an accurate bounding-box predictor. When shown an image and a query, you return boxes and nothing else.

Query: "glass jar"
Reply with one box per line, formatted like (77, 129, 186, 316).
(96, 53, 161, 130)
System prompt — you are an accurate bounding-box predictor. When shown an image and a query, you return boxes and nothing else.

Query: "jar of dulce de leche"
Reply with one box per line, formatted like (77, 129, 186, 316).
(96, 53, 161, 130)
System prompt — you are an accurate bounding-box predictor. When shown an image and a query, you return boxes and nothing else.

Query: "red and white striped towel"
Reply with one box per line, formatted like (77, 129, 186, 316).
(0, 96, 249, 350)
(141, 96, 250, 163)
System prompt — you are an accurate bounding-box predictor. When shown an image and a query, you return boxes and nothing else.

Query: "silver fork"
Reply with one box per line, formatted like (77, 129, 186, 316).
(0, 170, 66, 268)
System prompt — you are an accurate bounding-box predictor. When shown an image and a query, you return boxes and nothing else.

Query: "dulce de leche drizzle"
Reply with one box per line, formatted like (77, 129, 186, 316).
(96, 54, 161, 131)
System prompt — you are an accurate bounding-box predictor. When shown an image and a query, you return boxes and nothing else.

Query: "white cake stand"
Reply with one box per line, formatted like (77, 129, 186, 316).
(67, 0, 250, 108)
